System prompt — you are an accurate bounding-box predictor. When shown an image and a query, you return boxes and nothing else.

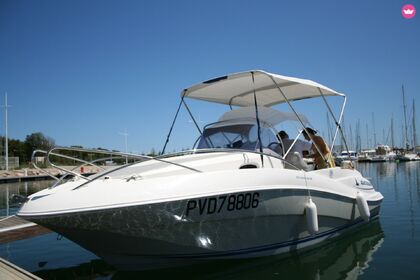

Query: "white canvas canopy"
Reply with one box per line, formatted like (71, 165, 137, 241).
(182, 70, 344, 107)
(217, 106, 308, 127)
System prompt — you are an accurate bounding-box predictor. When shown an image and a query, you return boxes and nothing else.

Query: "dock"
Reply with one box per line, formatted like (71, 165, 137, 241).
(0, 257, 42, 280)
(0, 216, 50, 279)
(0, 172, 96, 184)
(0, 216, 35, 233)
(0, 165, 106, 183)
(0, 216, 50, 244)
(0, 174, 55, 184)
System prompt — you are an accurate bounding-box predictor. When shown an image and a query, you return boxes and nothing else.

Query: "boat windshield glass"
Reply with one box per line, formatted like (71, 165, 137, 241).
(197, 124, 279, 152)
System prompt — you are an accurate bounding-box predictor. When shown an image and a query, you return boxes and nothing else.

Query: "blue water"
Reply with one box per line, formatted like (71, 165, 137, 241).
(1, 162, 419, 279)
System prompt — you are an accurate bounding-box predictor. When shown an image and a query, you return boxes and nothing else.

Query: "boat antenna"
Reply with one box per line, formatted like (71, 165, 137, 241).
(161, 94, 185, 155)
(251, 72, 264, 167)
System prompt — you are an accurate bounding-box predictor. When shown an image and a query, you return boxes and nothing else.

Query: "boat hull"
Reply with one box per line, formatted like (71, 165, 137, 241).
(22, 188, 382, 270)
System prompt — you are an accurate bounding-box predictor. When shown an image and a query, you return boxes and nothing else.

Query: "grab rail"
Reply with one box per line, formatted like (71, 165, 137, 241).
(31, 150, 61, 181)
(31, 147, 150, 188)
(31, 146, 300, 190)
(31, 146, 204, 189)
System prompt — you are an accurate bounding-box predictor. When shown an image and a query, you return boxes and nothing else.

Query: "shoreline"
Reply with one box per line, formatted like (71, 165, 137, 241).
(0, 166, 103, 183)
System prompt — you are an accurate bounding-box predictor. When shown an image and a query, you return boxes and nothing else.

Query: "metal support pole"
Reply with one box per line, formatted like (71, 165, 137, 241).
(182, 99, 203, 136)
(318, 88, 351, 163)
(251, 72, 264, 167)
(161, 96, 184, 155)
(264, 73, 328, 165)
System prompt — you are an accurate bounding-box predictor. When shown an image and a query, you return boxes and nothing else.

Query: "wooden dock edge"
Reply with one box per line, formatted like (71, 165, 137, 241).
(0, 257, 42, 280)
(0, 216, 51, 244)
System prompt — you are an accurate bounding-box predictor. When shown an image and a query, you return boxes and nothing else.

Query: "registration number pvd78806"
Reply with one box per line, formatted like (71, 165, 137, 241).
(185, 192, 260, 216)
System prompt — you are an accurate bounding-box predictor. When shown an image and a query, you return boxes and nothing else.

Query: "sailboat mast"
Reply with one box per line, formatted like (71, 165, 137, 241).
(3, 93, 9, 171)
(382, 128, 385, 145)
(372, 112, 377, 148)
(402, 85, 409, 150)
(366, 123, 369, 148)
(413, 99, 417, 151)
(391, 116, 395, 149)
(341, 116, 346, 152)
(356, 119, 361, 151)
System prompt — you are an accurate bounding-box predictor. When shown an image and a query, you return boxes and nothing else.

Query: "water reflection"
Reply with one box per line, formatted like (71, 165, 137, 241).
(32, 221, 384, 280)
(0, 180, 54, 216)
(417, 163, 420, 203)
(355, 161, 420, 179)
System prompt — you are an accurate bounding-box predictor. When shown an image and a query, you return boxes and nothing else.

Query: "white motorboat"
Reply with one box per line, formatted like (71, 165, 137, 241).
(396, 152, 420, 161)
(17, 70, 383, 270)
(357, 150, 375, 162)
(370, 155, 387, 163)
(335, 150, 357, 166)
(340, 151, 357, 160)
(374, 145, 396, 162)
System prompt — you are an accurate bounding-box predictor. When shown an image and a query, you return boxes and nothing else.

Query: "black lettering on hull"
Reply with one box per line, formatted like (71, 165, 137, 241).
(185, 192, 260, 216)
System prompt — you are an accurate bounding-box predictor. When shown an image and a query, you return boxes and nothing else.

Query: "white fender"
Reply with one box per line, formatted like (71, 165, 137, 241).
(356, 192, 370, 222)
(305, 198, 318, 234)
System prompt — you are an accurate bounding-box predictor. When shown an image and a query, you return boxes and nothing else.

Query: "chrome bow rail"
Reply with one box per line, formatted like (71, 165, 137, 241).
(31, 147, 154, 188)
(32, 146, 300, 189)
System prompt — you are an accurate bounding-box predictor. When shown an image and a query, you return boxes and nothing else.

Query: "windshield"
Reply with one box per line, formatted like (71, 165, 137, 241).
(196, 123, 280, 152)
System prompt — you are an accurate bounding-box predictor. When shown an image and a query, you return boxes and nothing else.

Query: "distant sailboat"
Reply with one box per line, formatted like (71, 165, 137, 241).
(396, 85, 419, 161)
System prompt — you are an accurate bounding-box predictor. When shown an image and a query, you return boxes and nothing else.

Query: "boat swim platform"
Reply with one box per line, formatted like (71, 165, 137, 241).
(0, 216, 50, 244)
(0, 257, 42, 280)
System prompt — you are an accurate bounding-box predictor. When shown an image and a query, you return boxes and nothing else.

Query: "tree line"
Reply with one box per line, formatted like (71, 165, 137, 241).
(1, 132, 126, 167)
(1, 132, 55, 165)
(1, 132, 163, 168)
(2, 132, 184, 169)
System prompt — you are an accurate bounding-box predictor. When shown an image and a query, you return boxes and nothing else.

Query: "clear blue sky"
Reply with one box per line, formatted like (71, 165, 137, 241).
(0, 0, 419, 154)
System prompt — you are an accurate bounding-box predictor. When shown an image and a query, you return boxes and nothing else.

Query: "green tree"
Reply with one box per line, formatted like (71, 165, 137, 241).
(24, 132, 55, 161)
(9, 139, 26, 161)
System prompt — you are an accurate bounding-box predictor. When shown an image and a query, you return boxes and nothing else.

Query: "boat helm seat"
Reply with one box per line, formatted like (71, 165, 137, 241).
(288, 152, 311, 171)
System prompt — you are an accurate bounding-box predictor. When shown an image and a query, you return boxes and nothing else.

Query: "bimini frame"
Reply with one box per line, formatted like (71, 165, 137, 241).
(162, 70, 354, 167)
(30, 71, 351, 190)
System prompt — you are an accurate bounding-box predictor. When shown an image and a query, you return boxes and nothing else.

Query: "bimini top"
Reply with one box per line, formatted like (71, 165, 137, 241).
(182, 70, 344, 107)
